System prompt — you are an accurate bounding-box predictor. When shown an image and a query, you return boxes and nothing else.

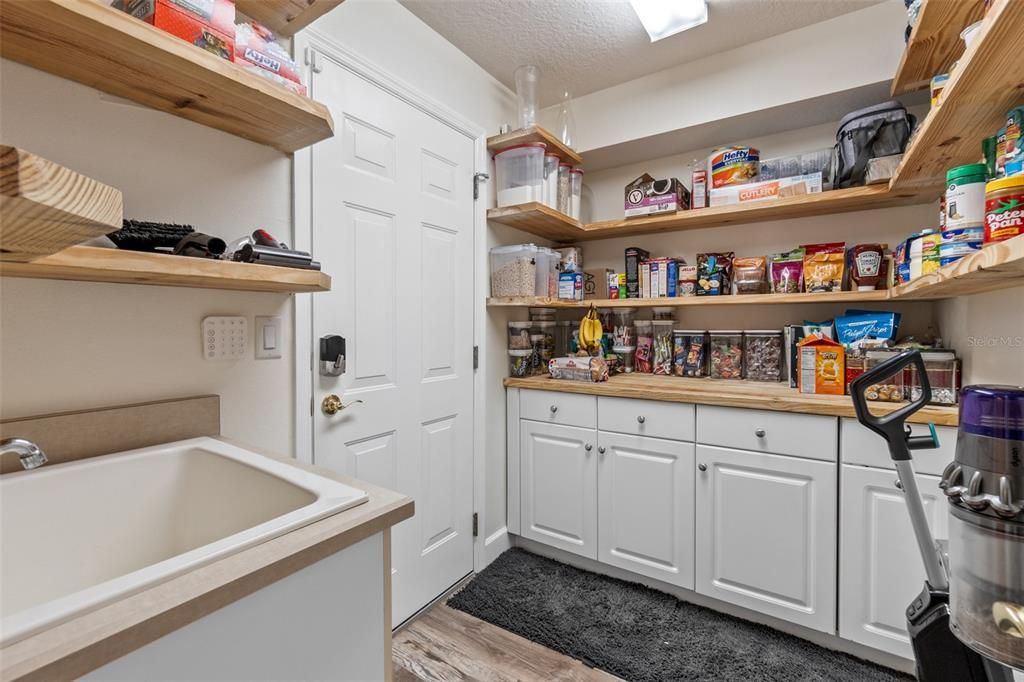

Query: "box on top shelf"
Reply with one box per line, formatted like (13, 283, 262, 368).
(710, 173, 822, 207)
(234, 22, 307, 96)
(116, 0, 236, 61)
(624, 174, 690, 217)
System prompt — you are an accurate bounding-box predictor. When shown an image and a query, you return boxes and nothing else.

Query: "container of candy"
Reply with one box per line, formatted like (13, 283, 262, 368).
(612, 346, 636, 373)
(863, 349, 906, 402)
(673, 330, 708, 377)
(709, 330, 744, 380)
(743, 330, 783, 382)
(909, 350, 960, 405)
(508, 349, 532, 377)
(652, 320, 675, 375)
(634, 320, 653, 373)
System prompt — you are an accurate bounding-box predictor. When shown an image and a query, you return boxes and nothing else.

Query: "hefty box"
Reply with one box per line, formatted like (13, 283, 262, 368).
(624, 174, 691, 218)
(709, 173, 822, 207)
(234, 22, 307, 96)
(119, 0, 236, 61)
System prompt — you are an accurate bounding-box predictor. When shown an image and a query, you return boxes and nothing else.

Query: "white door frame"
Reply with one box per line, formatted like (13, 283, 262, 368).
(292, 29, 491, 573)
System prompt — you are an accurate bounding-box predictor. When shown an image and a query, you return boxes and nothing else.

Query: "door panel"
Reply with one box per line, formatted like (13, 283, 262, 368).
(521, 420, 597, 559)
(310, 55, 475, 625)
(695, 445, 837, 632)
(598, 431, 695, 588)
(839, 465, 947, 658)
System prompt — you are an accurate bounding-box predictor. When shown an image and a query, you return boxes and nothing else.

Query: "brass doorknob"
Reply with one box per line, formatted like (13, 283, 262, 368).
(322, 395, 343, 415)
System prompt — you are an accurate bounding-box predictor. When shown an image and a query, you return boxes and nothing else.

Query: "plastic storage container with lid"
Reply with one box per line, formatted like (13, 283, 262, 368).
(611, 308, 636, 349)
(508, 349, 532, 377)
(507, 321, 532, 350)
(673, 330, 707, 377)
(554, 320, 572, 357)
(743, 330, 783, 382)
(543, 153, 560, 209)
(529, 326, 554, 375)
(862, 349, 905, 402)
(533, 247, 559, 297)
(557, 163, 572, 216)
(909, 350, 960, 405)
(651, 307, 674, 321)
(490, 244, 537, 297)
(708, 330, 743, 379)
(651, 320, 674, 375)
(494, 143, 546, 208)
(529, 307, 556, 321)
(634, 320, 653, 373)
(569, 167, 584, 220)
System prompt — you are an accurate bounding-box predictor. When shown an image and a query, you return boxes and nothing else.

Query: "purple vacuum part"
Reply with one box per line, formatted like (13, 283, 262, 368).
(958, 384, 1024, 441)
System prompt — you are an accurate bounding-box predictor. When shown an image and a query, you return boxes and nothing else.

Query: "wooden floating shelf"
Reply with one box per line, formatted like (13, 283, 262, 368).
(505, 374, 959, 427)
(889, 0, 1023, 192)
(487, 186, 927, 243)
(890, 0, 986, 96)
(0, 0, 335, 154)
(890, 234, 1024, 299)
(235, 0, 345, 37)
(489, 291, 891, 308)
(487, 127, 583, 166)
(0, 246, 332, 293)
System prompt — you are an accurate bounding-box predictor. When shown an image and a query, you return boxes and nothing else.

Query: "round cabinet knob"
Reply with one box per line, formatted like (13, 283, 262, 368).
(598, 446, 606, 454)
(584, 443, 593, 452)
(895, 478, 903, 490)
(698, 463, 707, 472)
(322, 394, 343, 416)
(755, 429, 766, 438)
(637, 415, 646, 424)
(550, 405, 559, 414)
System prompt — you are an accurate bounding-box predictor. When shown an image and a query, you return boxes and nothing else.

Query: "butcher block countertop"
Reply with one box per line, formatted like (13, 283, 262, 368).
(504, 374, 960, 426)
(0, 440, 414, 682)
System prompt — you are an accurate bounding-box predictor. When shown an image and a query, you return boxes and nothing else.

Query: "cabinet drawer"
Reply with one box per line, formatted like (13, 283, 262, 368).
(598, 397, 694, 441)
(840, 418, 956, 476)
(697, 405, 837, 462)
(520, 389, 596, 429)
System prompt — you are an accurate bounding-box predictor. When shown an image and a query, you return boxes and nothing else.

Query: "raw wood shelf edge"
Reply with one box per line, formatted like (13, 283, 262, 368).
(505, 374, 959, 427)
(890, 0, 986, 96)
(0, 246, 332, 293)
(235, 0, 345, 37)
(488, 291, 891, 308)
(486, 127, 583, 166)
(0, 0, 335, 153)
(890, 233, 1024, 299)
(486, 202, 583, 241)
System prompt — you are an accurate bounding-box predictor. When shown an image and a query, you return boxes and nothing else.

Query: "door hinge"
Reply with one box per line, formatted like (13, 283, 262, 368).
(473, 172, 489, 200)
(310, 395, 314, 417)
(472, 512, 479, 537)
(304, 47, 323, 74)
(473, 345, 479, 370)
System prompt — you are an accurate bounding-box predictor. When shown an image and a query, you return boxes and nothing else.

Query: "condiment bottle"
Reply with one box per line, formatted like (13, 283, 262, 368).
(850, 244, 884, 291)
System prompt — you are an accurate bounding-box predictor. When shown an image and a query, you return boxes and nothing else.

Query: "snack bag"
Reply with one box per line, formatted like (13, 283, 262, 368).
(802, 242, 845, 292)
(733, 255, 767, 294)
(769, 249, 805, 293)
(696, 252, 734, 296)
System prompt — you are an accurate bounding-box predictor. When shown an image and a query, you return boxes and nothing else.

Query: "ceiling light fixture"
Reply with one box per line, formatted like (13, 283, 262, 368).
(629, 0, 708, 42)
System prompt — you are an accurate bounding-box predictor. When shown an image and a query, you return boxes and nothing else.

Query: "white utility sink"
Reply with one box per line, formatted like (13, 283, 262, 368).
(0, 437, 367, 645)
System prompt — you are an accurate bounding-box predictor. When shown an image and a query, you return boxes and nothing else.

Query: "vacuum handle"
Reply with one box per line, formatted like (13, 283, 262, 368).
(849, 350, 932, 462)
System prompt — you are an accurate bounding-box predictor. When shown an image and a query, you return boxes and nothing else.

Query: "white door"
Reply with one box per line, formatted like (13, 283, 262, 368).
(839, 465, 948, 658)
(520, 420, 597, 559)
(695, 445, 837, 632)
(309, 56, 475, 625)
(598, 431, 695, 588)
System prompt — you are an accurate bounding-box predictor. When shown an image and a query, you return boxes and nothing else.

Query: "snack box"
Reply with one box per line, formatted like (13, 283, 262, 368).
(708, 146, 759, 188)
(117, 0, 235, 61)
(798, 335, 845, 396)
(558, 272, 583, 301)
(709, 173, 822, 207)
(234, 22, 307, 96)
(624, 174, 691, 218)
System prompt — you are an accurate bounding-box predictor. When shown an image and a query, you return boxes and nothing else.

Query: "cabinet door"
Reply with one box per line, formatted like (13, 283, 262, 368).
(695, 445, 837, 632)
(520, 420, 598, 560)
(839, 465, 948, 659)
(598, 431, 695, 589)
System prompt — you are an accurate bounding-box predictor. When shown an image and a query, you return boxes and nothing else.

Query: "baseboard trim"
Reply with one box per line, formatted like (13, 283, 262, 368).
(484, 527, 512, 567)
(513, 536, 915, 677)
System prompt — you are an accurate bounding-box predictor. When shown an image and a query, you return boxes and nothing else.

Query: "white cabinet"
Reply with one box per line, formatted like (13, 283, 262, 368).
(698, 405, 838, 462)
(520, 420, 598, 559)
(839, 465, 948, 658)
(597, 432, 695, 589)
(695, 444, 837, 633)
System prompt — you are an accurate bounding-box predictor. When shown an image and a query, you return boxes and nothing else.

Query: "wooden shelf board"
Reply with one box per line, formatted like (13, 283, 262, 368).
(0, 0, 335, 154)
(487, 202, 583, 241)
(504, 374, 959, 426)
(889, 0, 1024, 193)
(235, 0, 345, 37)
(488, 291, 891, 308)
(486, 127, 582, 166)
(891, 0, 986, 96)
(890, 234, 1024, 300)
(0, 246, 331, 293)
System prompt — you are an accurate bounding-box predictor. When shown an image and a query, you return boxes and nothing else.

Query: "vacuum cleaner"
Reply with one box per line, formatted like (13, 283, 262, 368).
(850, 350, 1023, 681)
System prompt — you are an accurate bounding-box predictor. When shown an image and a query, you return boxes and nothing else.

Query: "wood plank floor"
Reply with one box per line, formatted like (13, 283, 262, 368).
(392, 603, 619, 682)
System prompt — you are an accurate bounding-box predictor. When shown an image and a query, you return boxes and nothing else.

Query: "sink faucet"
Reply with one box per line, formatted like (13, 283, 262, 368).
(1, 438, 48, 470)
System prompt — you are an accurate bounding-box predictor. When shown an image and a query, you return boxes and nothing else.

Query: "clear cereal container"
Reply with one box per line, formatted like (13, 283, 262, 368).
(508, 321, 532, 350)
(529, 307, 556, 322)
(743, 330, 783, 382)
(494, 143, 546, 207)
(651, 306, 674, 321)
(490, 244, 538, 297)
(634, 320, 654, 374)
(652, 320, 675, 375)
(534, 247, 559, 297)
(543, 153, 560, 209)
(909, 351, 960, 405)
(673, 330, 707, 377)
(708, 330, 744, 380)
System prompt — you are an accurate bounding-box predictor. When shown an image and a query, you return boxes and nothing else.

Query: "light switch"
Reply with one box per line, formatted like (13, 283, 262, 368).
(255, 316, 282, 359)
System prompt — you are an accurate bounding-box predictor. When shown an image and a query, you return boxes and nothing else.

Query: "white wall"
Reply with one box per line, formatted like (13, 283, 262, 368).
(0, 59, 296, 454)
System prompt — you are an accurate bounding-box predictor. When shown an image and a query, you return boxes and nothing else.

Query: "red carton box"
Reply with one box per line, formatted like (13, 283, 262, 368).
(119, 0, 236, 61)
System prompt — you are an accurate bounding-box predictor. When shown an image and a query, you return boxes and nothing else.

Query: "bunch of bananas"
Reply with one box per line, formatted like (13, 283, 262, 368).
(578, 305, 603, 356)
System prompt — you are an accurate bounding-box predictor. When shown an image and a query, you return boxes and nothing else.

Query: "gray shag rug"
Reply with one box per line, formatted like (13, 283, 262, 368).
(448, 549, 912, 682)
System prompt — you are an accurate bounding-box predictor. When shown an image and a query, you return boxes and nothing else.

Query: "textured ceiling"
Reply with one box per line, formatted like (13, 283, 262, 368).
(400, 0, 885, 106)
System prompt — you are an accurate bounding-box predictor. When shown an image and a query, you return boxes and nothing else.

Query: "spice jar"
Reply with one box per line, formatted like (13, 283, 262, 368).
(673, 330, 707, 377)
(508, 321, 532, 350)
(652, 320, 674, 375)
(709, 331, 743, 380)
(743, 330, 783, 382)
(634, 320, 653, 373)
(984, 175, 1024, 243)
(508, 349, 532, 377)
